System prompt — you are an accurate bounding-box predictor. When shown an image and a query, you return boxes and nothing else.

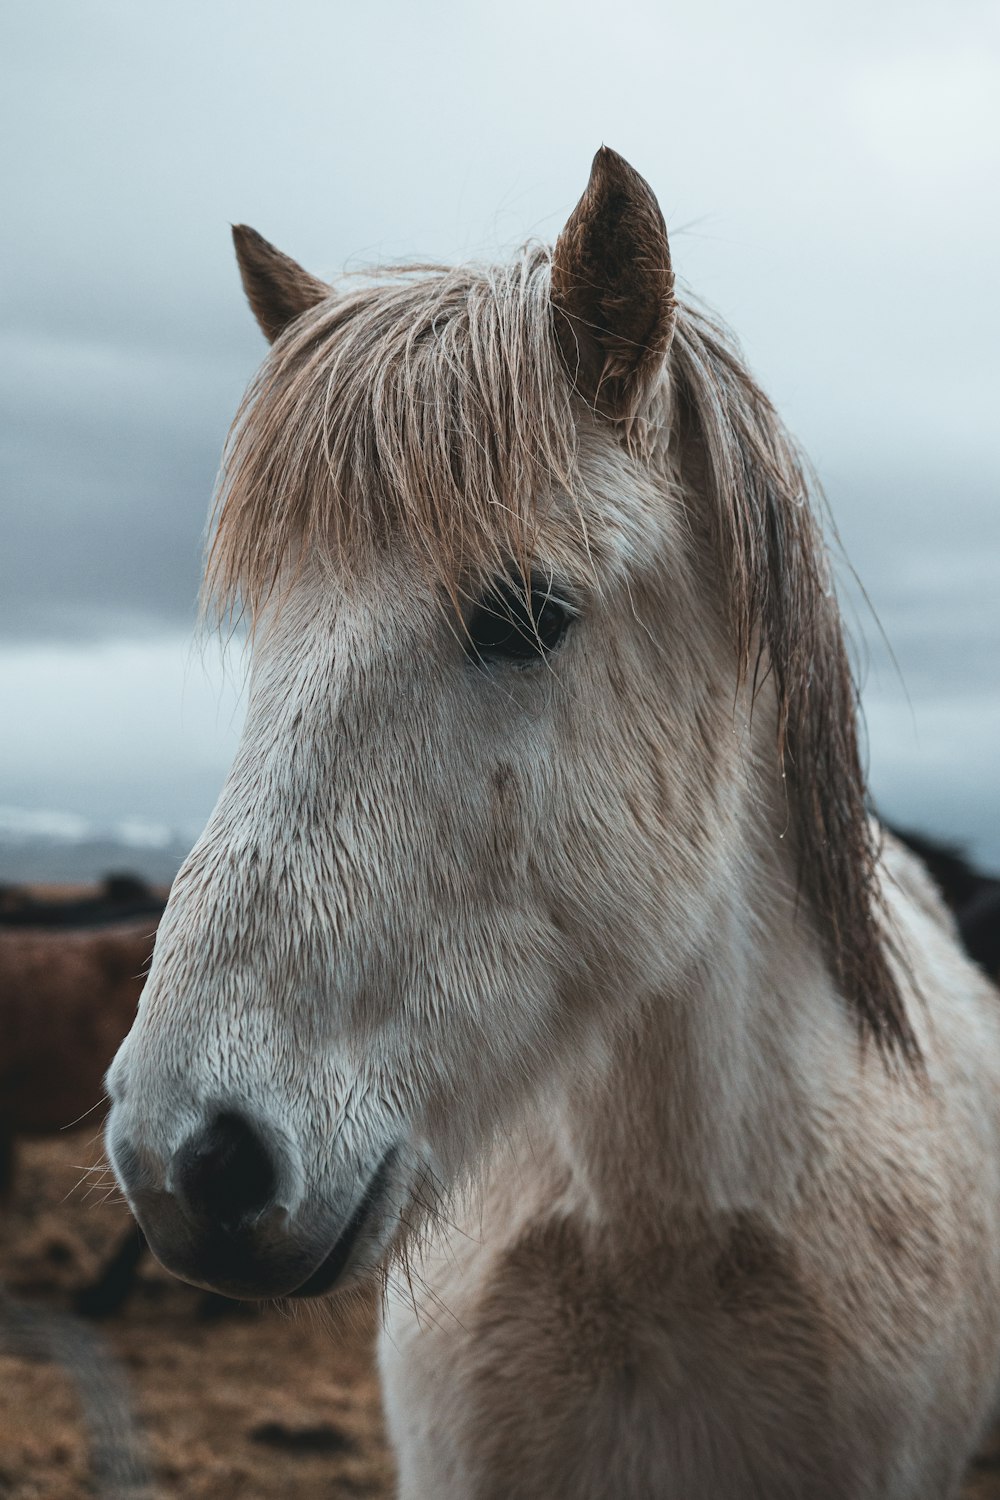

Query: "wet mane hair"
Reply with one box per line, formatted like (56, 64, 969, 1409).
(207, 249, 573, 609)
(206, 246, 915, 1061)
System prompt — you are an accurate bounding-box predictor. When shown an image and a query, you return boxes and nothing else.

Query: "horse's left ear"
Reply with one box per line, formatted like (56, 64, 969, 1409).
(232, 225, 331, 343)
(551, 147, 676, 423)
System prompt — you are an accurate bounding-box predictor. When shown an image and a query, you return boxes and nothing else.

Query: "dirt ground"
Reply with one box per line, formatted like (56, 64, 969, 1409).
(4, 1135, 1000, 1498)
(0, 1131, 394, 1498)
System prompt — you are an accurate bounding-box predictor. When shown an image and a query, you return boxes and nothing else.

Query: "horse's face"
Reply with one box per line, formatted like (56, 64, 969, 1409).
(106, 462, 736, 1300)
(106, 151, 732, 1299)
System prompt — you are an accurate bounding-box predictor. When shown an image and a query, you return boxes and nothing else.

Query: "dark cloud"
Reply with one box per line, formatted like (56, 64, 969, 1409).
(0, 331, 247, 638)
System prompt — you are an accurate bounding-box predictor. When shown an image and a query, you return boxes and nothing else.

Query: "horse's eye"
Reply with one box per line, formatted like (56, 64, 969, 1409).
(465, 573, 575, 666)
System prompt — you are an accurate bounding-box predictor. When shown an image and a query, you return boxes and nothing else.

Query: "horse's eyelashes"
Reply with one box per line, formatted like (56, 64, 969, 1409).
(465, 573, 575, 666)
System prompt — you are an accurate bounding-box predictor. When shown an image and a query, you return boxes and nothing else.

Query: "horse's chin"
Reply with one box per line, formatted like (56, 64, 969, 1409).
(288, 1146, 401, 1299)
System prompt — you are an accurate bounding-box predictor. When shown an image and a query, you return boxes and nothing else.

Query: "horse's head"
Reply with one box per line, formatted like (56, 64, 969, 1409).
(106, 150, 905, 1300)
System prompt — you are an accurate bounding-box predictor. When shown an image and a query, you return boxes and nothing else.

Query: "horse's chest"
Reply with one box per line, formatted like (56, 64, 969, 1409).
(382, 1211, 881, 1499)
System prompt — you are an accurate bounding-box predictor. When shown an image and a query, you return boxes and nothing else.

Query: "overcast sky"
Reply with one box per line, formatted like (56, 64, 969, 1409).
(1, 0, 998, 866)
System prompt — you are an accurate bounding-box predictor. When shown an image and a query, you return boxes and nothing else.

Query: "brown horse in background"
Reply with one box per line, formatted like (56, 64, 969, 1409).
(0, 881, 162, 1315)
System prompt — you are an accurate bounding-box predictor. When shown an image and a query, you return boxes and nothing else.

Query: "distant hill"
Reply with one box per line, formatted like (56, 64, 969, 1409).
(0, 806, 192, 885)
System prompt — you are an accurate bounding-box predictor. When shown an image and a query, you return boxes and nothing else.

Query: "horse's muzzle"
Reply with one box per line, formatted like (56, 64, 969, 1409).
(107, 1103, 397, 1300)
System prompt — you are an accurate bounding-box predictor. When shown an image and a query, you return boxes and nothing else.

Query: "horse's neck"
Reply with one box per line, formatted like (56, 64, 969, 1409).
(546, 821, 853, 1228)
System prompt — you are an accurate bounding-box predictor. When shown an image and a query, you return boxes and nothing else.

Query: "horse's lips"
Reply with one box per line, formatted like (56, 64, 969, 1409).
(288, 1148, 397, 1298)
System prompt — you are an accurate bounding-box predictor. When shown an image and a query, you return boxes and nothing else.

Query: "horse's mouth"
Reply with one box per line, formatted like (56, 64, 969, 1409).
(288, 1147, 398, 1299)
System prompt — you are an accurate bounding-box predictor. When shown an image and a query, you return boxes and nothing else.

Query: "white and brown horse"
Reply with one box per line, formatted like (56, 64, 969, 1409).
(106, 149, 1000, 1497)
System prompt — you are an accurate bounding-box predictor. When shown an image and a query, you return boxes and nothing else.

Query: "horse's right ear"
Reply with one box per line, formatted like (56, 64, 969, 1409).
(231, 225, 330, 343)
(551, 148, 675, 424)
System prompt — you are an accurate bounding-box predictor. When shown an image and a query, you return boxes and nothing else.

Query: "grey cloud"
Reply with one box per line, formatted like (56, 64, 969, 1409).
(1, 330, 246, 638)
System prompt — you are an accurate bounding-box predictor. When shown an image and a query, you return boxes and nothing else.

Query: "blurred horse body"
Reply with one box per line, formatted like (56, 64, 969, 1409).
(0, 875, 166, 931)
(106, 151, 1000, 1497)
(0, 915, 156, 1193)
(890, 827, 1000, 981)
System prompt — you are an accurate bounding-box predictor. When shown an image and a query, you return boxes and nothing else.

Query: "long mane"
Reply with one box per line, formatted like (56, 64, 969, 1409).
(669, 310, 915, 1060)
(206, 248, 915, 1060)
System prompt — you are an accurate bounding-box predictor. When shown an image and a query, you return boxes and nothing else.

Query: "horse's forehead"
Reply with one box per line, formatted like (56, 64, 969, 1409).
(242, 419, 681, 653)
(566, 428, 682, 575)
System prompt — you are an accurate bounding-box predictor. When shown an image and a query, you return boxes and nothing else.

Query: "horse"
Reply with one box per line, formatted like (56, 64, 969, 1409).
(0, 904, 160, 1319)
(889, 827, 1000, 982)
(0, 874, 166, 931)
(0, 916, 157, 1196)
(105, 148, 1000, 1497)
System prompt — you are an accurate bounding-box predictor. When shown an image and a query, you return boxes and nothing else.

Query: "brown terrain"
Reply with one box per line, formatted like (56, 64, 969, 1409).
(0, 1130, 394, 1498)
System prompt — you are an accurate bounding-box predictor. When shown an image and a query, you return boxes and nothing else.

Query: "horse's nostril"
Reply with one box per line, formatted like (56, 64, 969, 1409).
(173, 1111, 277, 1231)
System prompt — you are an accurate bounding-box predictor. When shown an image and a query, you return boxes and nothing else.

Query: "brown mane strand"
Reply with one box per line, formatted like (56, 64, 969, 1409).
(670, 309, 916, 1062)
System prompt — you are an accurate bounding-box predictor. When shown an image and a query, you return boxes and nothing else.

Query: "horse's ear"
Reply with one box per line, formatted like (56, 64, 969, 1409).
(231, 225, 330, 343)
(551, 147, 676, 422)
